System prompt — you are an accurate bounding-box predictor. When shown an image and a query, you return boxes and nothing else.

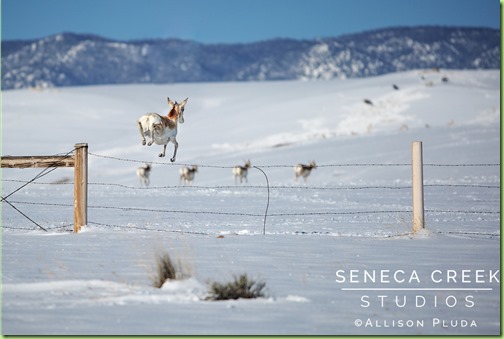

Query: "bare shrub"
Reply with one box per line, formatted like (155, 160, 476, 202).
(151, 250, 191, 288)
(206, 274, 267, 301)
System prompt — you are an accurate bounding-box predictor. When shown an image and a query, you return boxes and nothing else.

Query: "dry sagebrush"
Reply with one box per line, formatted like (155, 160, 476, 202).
(151, 250, 191, 288)
(206, 274, 267, 301)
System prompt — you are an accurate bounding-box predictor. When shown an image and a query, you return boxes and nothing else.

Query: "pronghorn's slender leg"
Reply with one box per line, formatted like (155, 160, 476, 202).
(137, 121, 146, 145)
(148, 124, 156, 146)
(159, 144, 167, 157)
(170, 137, 178, 162)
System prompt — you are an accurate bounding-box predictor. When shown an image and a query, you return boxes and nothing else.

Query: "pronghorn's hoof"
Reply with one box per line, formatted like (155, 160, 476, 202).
(158, 153, 165, 157)
(148, 141, 154, 146)
(170, 158, 175, 163)
(141, 140, 146, 146)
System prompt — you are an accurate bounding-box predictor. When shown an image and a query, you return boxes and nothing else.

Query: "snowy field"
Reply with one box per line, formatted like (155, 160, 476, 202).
(1, 69, 500, 335)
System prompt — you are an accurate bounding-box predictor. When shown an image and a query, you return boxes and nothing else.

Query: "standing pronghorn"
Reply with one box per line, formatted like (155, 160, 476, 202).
(137, 97, 188, 162)
(136, 163, 152, 186)
(233, 160, 251, 184)
(294, 161, 317, 182)
(179, 165, 198, 185)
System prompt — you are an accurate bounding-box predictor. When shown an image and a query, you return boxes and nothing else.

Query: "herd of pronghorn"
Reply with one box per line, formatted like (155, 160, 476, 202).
(136, 97, 317, 186)
(136, 160, 317, 186)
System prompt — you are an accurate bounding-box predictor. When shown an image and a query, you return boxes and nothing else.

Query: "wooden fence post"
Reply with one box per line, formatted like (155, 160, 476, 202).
(412, 141, 425, 232)
(74, 143, 88, 233)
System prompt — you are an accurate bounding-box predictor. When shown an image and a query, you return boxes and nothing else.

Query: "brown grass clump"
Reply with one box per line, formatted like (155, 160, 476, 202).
(151, 250, 190, 288)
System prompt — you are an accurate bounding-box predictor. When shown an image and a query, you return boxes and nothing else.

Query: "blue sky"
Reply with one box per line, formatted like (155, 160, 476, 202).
(2, 0, 500, 43)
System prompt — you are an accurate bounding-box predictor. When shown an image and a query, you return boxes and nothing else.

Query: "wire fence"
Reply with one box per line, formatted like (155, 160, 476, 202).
(1, 149, 500, 238)
(3, 179, 500, 190)
(88, 152, 500, 168)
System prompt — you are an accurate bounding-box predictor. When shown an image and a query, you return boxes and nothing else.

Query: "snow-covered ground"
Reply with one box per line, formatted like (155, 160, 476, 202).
(2, 69, 500, 335)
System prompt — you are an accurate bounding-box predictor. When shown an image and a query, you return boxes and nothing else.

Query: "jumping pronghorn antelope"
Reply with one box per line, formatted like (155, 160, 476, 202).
(179, 165, 198, 185)
(294, 161, 317, 182)
(137, 97, 188, 162)
(136, 163, 152, 186)
(233, 160, 251, 184)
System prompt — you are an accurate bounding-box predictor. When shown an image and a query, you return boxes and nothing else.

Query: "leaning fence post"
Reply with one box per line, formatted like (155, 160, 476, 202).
(74, 143, 88, 233)
(412, 141, 425, 232)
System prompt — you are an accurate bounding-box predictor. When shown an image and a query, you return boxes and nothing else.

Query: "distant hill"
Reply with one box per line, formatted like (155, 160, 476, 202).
(1, 26, 499, 90)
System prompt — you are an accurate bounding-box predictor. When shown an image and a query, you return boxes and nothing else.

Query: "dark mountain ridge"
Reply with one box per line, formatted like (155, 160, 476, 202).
(1, 26, 499, 90)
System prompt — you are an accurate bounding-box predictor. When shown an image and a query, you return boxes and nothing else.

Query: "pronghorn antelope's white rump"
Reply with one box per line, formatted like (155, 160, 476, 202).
(179, 165, 198, 185)
(136, 163, 152, 186)
(233, 160, 251, 184)
(294, 161, 317, 182)
(137, 97, 188, 162)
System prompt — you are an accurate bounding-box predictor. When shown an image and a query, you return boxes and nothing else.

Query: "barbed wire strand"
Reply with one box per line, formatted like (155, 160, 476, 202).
(87, 221, 210, 235)
(7, 200, 499, 216)
(436, 230, 500, 237)
(3, 179, 498, 191)
(89, 182, 499, 190)
(3, 222, 497, 239)
(425, 209, 500, 215)
(87, 152, 499, 168)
